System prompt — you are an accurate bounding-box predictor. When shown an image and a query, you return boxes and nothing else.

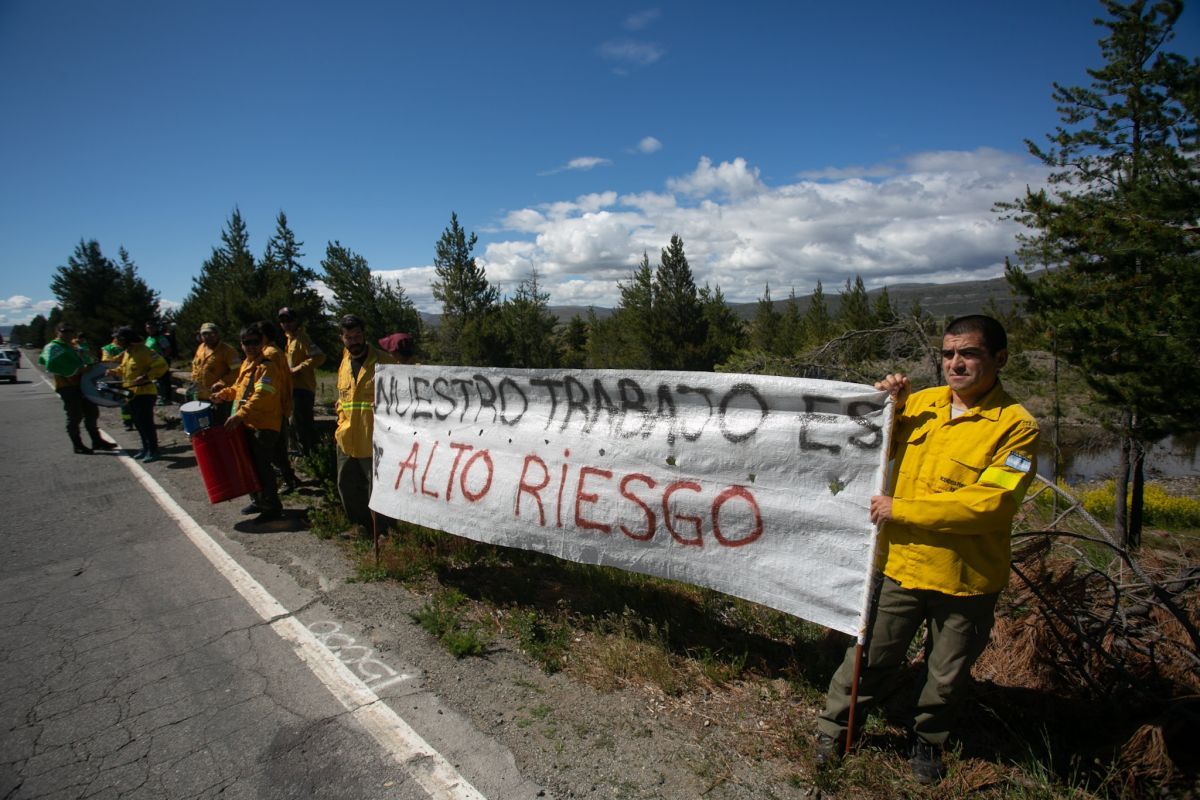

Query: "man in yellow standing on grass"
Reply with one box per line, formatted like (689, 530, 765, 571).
(190, 322, 240, 423)
(334, 314, 395, 538)
(814, 315, 1040, 786)
(278, 307, 325, 457)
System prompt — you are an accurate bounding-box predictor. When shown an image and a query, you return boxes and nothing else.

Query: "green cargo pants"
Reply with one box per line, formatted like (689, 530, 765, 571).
(817, 575, 998, 746)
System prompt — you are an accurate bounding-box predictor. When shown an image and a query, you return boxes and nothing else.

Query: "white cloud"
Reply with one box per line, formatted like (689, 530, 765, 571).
(666, 156, 765, 198)
(624, 9, 661, 30)
(479, 148, 1049, 310)
(0, 295, 57, 326)
(635, 136, 662, 154)
(539, 156, 613, 176)
(598, 39, 664, 69)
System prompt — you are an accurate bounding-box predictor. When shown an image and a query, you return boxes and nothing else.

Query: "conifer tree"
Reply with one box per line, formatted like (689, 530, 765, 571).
(260, 212, 324, 322)
(700, 283, 745, 368)
(1000, 0, 1199, 547)
(559, 314, 589, 369)
(751, 284, 782, 353)
(802, 280, 832, 348)
(501, 268, 560, 368)
(777, 289, 805, 356)
(431, 212, 500, 365)
(321, 241, 421, 343)
(652, 234, 706, 370)
(51, 239, 160, 346)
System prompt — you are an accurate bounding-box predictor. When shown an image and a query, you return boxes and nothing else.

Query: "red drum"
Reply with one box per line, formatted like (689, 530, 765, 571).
(192, 426, 261, 504)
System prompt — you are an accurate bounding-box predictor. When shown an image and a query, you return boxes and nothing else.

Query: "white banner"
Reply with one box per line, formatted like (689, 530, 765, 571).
(370, 366, 891, 637)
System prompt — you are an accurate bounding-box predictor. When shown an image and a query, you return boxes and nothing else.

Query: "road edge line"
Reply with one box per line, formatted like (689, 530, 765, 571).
(116, 448, 488, 800)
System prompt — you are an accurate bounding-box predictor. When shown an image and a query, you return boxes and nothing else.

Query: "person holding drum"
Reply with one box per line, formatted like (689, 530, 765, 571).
(211, 326, 285, 523)
(191, 322, 240, 423)
(108, 326, 168, 462)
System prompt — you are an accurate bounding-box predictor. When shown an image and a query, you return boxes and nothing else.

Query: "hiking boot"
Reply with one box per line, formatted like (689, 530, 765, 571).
(73, 444, 93, 455)
(253, 509, 283, 524)
(141, 451, 160, 464)
(910, 739, 945, 785)
(92, 440, 118, 451)
(814, 732, 845, 768)
(240, 502, 261, 515)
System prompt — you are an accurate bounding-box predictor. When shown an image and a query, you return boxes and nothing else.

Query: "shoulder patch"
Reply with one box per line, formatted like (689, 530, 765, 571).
(1005, 451, 1033, 473)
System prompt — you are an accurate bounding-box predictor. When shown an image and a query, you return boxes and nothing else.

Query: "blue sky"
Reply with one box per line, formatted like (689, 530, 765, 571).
(2, 0, 1197, 326)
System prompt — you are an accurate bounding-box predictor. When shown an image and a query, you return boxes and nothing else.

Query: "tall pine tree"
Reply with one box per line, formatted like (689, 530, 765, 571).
(431, 212, 500, 365)
(1000, 0, 1200, 547)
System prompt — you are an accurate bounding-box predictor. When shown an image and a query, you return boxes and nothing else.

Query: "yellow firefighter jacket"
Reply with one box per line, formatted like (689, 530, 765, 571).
(116, 343, 169, 398)
(262, 343, 293, 418)
(212, 356, 282, 432)
(880, 382, 1040, 596)
(190, 340, 240, 401)
(335, 345, 395, 458)
(285, 328, 326, 393)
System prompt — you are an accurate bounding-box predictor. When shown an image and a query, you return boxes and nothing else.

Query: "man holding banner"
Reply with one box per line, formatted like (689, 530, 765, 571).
(334, 314, 395, 538)
(815, 315, 1039, 785)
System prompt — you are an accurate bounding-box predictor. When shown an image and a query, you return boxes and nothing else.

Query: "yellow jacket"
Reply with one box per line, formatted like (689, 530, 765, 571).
(116, 343, 168, 398)
(212, 356, 282, 432)
(336, 345, 395, 458)
(190, 340, 240, 401)
(285, 328, 326, 392)
(263, 343, 293, 417)
(880, 382, 1040, 596)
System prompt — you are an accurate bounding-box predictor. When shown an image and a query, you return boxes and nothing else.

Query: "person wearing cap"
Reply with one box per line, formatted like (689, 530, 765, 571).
(211, 326, 284, 523)
(38, 322, 116, 455)
(278, 307, 326, 457)
(108, 326, 168, 462)
(192, 322, 240, 424)
(335, 314, 396, 536)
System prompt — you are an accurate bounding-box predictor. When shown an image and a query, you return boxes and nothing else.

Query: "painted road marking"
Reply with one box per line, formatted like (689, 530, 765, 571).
(115, 442, 487, 800)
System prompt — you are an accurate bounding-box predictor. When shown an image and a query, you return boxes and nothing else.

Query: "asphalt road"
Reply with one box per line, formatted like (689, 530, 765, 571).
(0, 360, 536, 800)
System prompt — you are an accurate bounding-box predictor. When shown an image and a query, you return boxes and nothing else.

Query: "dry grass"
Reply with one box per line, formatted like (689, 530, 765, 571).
(343, 478, 1200, 799)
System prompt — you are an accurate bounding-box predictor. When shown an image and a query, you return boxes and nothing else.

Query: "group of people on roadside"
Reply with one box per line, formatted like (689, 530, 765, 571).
(41, 308, 410, 533)
(39, 310, 1038, 787)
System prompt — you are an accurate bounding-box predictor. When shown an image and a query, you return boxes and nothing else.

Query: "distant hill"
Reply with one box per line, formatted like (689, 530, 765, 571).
(419, 274, 1018, 328)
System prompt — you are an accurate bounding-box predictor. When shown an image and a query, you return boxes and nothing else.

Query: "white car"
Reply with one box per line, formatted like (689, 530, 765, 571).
(0, 348, 19, 367)
(0, 355, 16, 383)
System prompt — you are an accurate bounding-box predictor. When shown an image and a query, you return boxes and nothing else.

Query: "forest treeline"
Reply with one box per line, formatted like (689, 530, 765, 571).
(14, 0, 1198, 555)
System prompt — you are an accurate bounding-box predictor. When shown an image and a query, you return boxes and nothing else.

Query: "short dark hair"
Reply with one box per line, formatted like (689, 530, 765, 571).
(340, 314, 364, 332)
(115, 326, 142, 345)
(239, 325, 262, 343)
(944, 315, 1007, 355)
(57, 322, 76, 334)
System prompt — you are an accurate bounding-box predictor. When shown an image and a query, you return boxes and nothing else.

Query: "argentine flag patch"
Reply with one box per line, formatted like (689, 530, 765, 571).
(1005, 451, 1033, 473)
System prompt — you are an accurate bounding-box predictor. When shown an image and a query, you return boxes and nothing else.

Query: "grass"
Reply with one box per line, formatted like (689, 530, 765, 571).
(291, 421, 1194, 799)
(411, 587, 492, 658)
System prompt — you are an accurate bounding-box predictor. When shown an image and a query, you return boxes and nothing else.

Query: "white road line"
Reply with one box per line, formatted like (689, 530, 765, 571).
(115, 437, 487, 800)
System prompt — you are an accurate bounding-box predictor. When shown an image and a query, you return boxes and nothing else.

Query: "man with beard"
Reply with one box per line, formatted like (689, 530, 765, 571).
(334, 314, 395, 537)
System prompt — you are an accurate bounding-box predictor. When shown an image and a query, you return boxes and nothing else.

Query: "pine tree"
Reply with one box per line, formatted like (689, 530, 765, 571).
(1000, 0, 1200, 547)
(777, 288, 805, 356)
(50, 239, 160, 346)
(652, 234, 706, 370)
(261, 213, 323, 316)
(751, 284, 782, 353)
(501, 268, 560, 368)
(802, 280, 832, 348)
(604, 253, 656, 369)
(321, 241, 421, 343)
(559, 314, 590, 368)
(431, 212, 500, 365)
(700, 283, 745, 368)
